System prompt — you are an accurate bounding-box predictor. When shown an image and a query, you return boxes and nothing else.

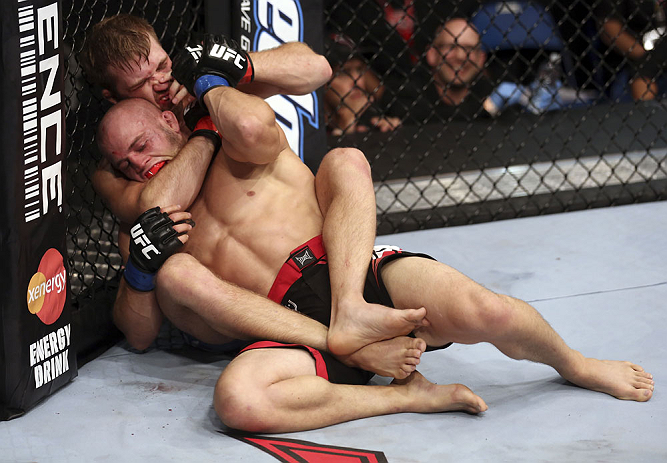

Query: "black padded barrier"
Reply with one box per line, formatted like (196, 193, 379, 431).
(1, 0, 77, 420)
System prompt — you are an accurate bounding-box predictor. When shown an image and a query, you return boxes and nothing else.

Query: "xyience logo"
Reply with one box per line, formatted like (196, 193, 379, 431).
(27, 248, 67, 325)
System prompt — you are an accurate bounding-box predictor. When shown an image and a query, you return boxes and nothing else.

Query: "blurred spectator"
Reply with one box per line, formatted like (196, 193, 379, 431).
(324, 33, 401, 135)
(427, 19, 491, 108)
(326, 1, 415, 86)
(594, 0, 667, 100)
(387, 18, 495, 123)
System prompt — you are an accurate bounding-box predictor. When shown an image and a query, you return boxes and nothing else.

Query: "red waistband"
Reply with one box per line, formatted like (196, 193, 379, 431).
(266, 235, 326, 304)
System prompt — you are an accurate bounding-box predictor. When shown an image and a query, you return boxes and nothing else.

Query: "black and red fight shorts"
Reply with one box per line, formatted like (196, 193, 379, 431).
(241, 235, 438, 385)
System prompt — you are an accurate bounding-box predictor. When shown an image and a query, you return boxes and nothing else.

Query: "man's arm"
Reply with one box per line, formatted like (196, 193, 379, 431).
(239, 42, 332, 98)
(113, 277, 163, 350)
(112, 207, 191, 350)
(115, 225, 163, 350)
(601, 19, 646, 61)
(93, 136, 216, 223)
(202, 86, 287, 164)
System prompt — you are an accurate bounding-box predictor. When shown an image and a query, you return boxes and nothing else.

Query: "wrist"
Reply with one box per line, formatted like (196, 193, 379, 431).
(194, 75, 230, 101)
(123, 259, 156, 292)
(188, 115, 222, 153)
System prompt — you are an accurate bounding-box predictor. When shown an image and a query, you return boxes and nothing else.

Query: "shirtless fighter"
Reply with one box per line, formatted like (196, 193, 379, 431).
(86, 16, 428, 378)
(93, 35, 654, 433)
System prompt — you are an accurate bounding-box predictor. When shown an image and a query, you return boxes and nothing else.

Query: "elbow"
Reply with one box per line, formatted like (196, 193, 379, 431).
(300, 55, 331, 92)
(126, 334, 156, 352)
(114, 317, 159, 352)
(237, 113, 281, 159)
(314, 55, 332, 88)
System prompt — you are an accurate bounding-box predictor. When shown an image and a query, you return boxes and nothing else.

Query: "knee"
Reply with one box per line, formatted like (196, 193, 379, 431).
(155, 253, 199, 292)
(452, 291, 514, 338)
(474, 292, 515, 335)
(319, 147, 371, 179)
(214, 367, 273, 433)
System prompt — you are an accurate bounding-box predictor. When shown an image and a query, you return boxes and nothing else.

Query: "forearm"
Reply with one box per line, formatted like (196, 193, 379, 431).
(93, 137, 216, 224)
(241, 42, 332, 98)
(137, 136, 216, 214)
(112, 278, 163, 351)
(203, 86, 283, 164)
(602, 20, 646, 60)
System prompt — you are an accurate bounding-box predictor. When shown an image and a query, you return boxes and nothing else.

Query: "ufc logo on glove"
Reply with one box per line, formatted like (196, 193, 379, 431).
(209, 44, 246, 69)
(186, 45, 203, 61)
(130, 223, 161, 260)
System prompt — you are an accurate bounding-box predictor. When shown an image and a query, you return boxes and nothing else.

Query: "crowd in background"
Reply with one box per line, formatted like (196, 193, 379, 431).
(323, 0, 667, 135)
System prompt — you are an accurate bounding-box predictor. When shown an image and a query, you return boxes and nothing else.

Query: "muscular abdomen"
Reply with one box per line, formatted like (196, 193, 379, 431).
(183, 150, 323, 296)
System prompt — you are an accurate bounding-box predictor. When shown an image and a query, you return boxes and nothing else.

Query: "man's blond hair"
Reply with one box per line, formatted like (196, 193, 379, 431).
(79, 14, 159, 92)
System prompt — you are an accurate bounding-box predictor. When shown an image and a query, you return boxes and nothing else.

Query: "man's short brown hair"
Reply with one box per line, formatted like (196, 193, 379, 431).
(79, 14, 159, 92)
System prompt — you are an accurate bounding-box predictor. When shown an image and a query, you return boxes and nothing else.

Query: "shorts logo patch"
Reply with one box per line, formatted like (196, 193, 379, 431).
(292, 247, 316, 270)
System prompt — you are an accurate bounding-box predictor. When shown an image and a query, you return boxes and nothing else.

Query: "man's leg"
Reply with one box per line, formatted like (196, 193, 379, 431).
(155, 252, 329, 350)
(380, 257, 654, 402)
(155, 252, 425, 378)
(214, 347, 487, 433)
(314, 148, 427, 356)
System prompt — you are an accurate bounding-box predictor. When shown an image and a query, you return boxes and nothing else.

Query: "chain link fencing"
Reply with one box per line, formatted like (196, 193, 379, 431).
(63, 0, 204, 358)
(324, 0, 667, 234)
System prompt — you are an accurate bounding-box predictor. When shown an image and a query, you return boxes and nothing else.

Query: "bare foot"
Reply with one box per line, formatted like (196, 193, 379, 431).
(566, 357, 654, 401)
(391, 371, 488, 415)
(342, 337, 427, 379)
(328, 299, 428, 356)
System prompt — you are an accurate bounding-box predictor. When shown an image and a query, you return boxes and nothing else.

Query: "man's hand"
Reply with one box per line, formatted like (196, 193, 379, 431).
(183, 101, 222, 152)
(124, 206, 194, 292)
(172, 34, 255, 102)
(168, 75, 195, 107)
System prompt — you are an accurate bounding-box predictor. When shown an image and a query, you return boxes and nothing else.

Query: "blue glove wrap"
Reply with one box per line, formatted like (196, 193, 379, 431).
(124, 258, 156, 292)
(194, 75, 230, 101)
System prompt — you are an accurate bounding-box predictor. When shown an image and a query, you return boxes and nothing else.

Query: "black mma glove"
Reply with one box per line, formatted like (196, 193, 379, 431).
(183, 101, 222, 153)
(123, 207, 186, 291)
(172, 33, 255, 103)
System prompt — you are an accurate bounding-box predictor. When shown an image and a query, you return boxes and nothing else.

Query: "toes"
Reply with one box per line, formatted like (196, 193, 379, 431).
(629, 363, 645, 372)
(400, 365, 416, 378)
(636, 371, 653, 379)
(394, 370, 409, 380)
(633, 379, 654, 391)
(622, 386, 653, 401)
(637, 388, 653, 401)
(404, 357, 420, 366)
(634, 376, 654, 386)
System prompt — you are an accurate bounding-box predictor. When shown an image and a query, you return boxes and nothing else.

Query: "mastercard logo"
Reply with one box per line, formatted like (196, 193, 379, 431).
(26, 248, 67, 325)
